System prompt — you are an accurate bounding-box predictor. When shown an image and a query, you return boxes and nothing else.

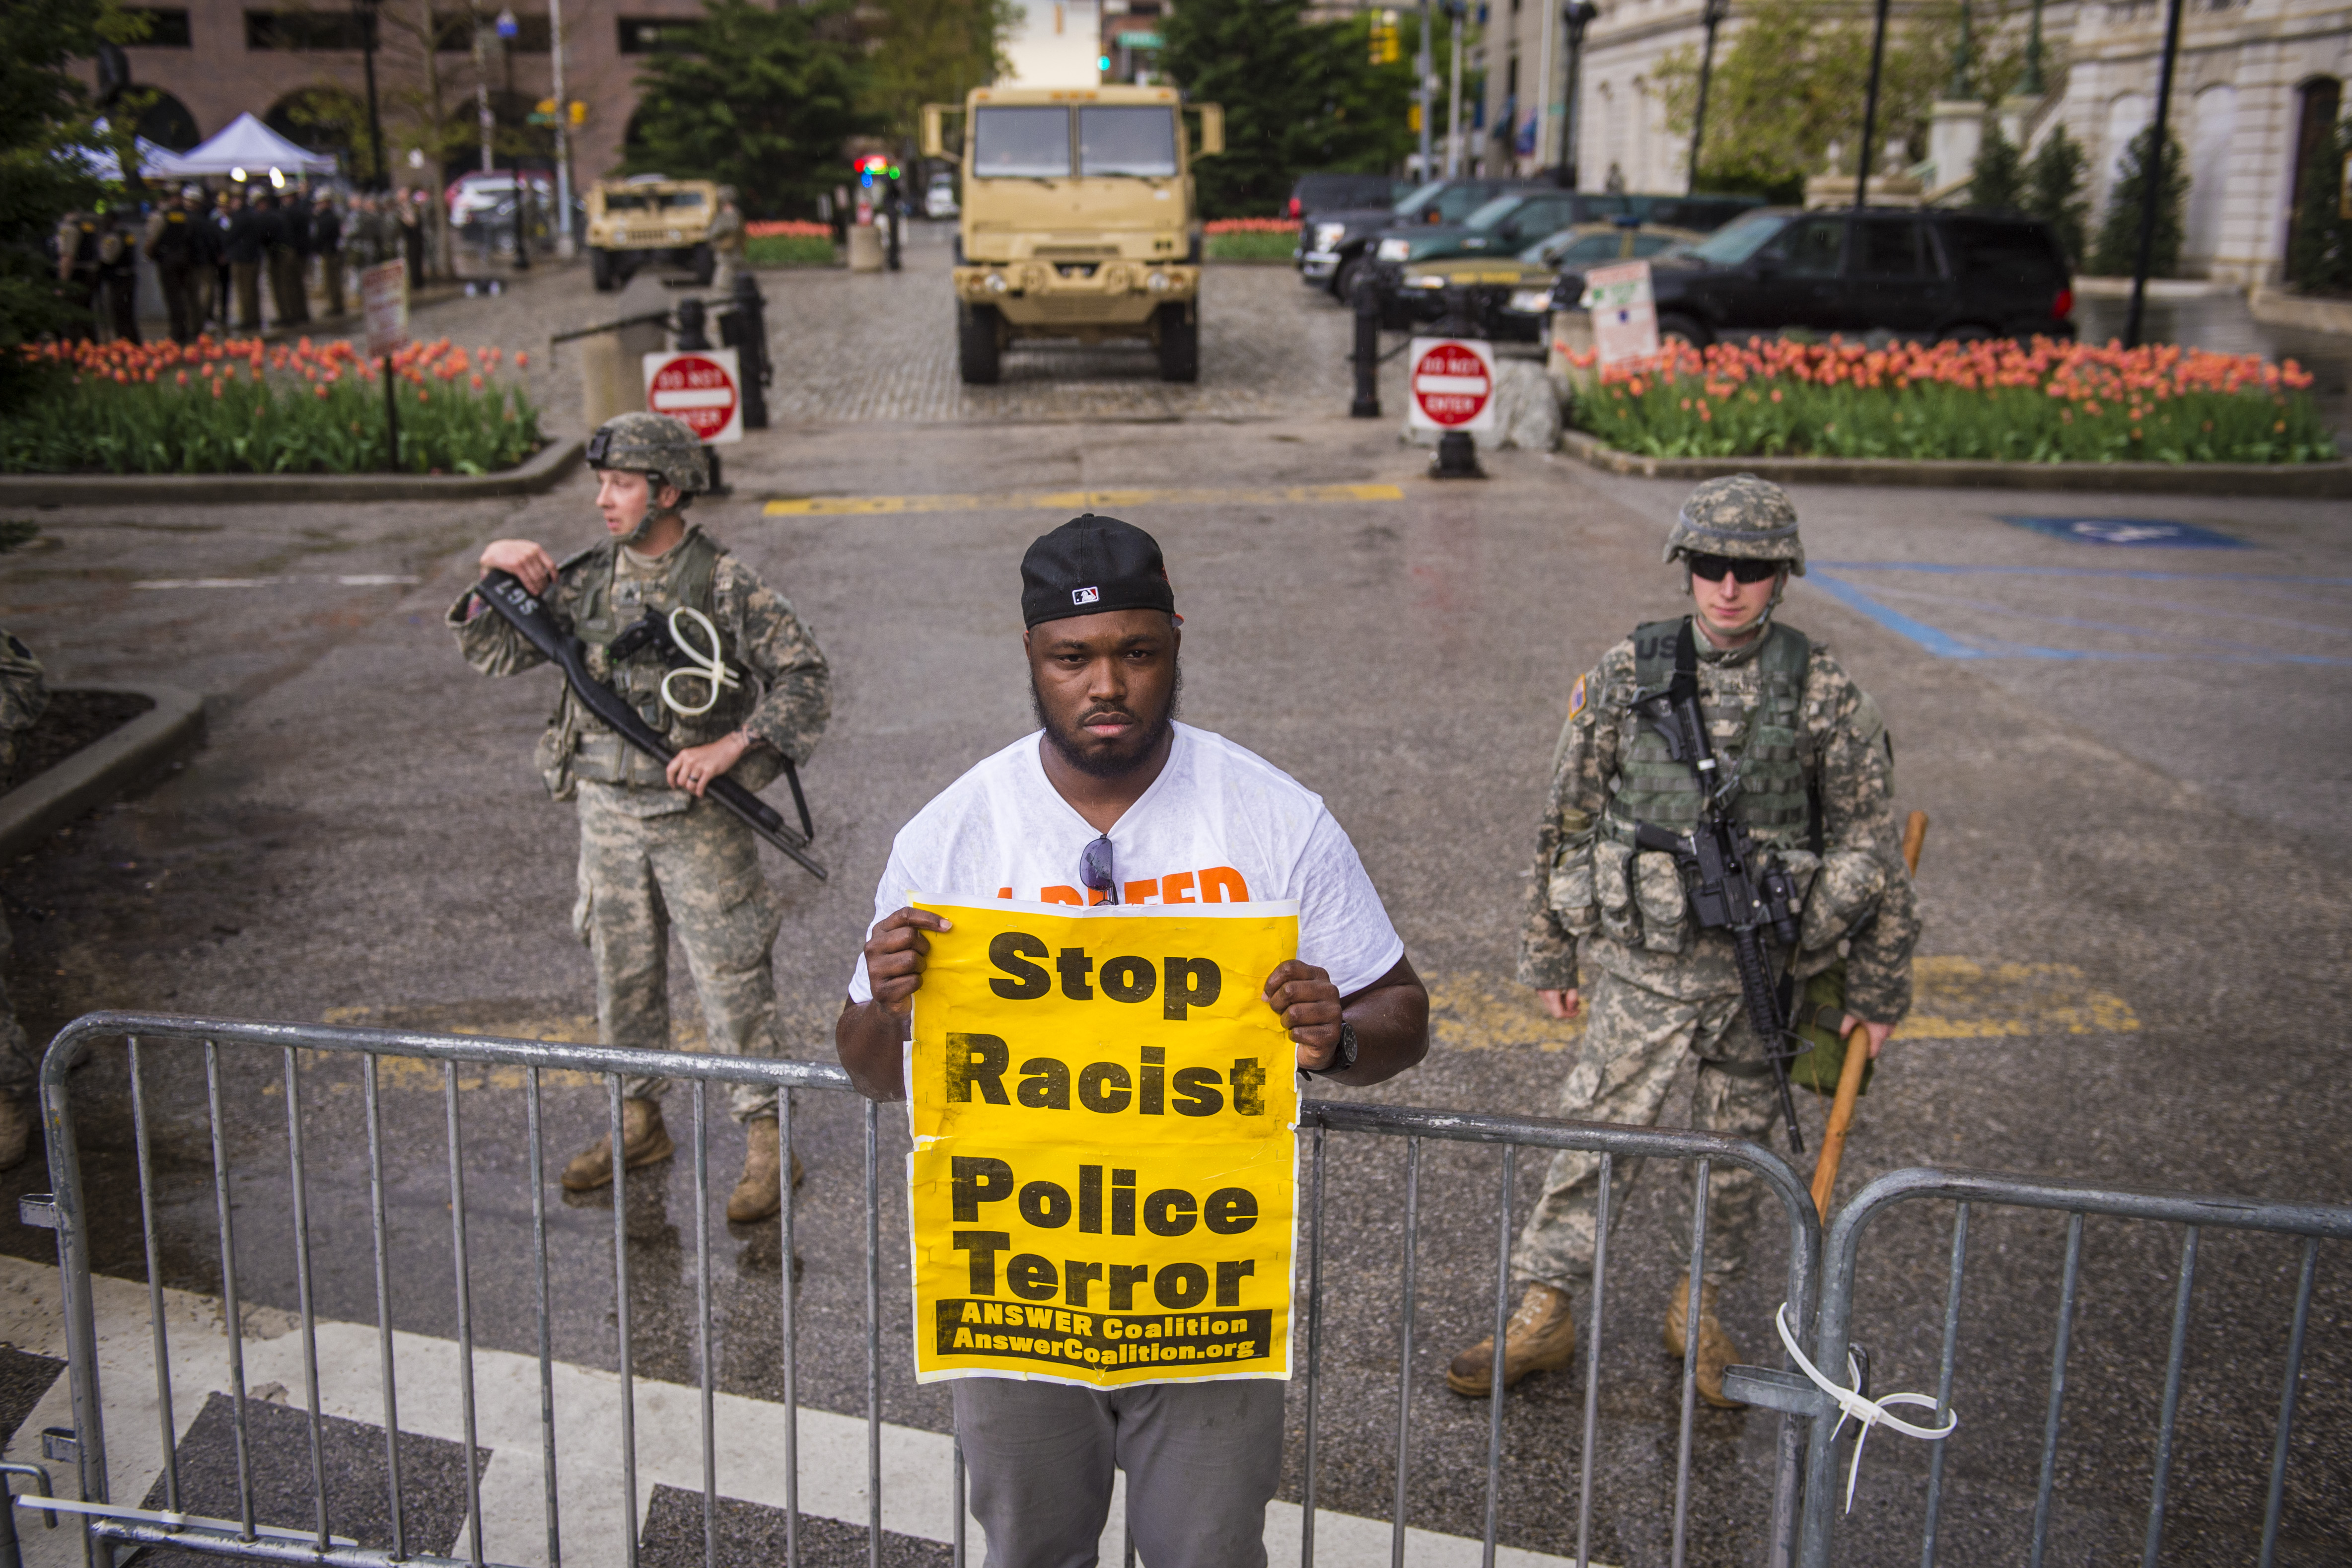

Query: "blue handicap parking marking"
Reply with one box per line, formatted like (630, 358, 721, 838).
(1999, 515, 2250, 549)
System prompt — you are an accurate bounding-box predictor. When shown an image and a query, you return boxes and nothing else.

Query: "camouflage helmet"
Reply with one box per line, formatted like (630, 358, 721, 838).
(1661, 473, 1805, 577)
(586, 412, 710, 498)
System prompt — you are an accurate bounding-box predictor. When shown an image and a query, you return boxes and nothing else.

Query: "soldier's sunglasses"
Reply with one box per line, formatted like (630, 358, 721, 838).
(1686, 553, 1782, 585)
(1079, 834, 1119, 906)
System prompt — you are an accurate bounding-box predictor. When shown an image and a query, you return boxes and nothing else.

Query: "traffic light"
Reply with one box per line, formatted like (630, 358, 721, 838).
(1369, 10, 1401, 65)
(855, 153, 895, 188)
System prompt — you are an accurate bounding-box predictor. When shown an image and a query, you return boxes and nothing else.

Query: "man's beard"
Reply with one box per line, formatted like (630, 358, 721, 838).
(1031, 666, 1182, 780)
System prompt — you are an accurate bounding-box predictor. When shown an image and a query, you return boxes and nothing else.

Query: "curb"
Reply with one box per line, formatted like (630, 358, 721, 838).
(0, 436, 584, 507)
(0, 686, 205, 863)
(2247, 284, 2352, 338)
(1556, 430, 2352, 497)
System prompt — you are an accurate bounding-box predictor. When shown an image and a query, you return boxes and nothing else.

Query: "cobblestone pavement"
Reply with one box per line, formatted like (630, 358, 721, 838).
(359, 223, 1385, 437)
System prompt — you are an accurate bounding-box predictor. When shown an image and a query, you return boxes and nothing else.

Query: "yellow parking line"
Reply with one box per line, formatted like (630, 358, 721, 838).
(762, 483, 1406, 517)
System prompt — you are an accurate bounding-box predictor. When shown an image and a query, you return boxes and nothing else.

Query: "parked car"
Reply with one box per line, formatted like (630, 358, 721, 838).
(1396, 221, 1700, 339)
(1543, 207, 2078, 346)
(1299, 177, 1542, 298)
(925, 171, 959, 219)
(446, 169, 555, 231)
(1284, 171, 1412, 221)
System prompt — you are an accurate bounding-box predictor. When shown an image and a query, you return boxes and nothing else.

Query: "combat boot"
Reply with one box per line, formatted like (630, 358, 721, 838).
(1446, 1283, 1576, 1397)
(725, 1116, 806, 1223)
(1663, 1277, 1746, 1409)
(560, 1098, 675, 1192)
(0, 1095, 31, 1169)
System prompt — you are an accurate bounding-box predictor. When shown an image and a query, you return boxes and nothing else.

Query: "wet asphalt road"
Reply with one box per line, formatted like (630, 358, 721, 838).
(0, 250, 2348, 1565)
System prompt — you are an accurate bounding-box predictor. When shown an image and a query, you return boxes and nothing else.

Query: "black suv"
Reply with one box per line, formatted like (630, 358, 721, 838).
(1551, 207, 2077, 345)
(1285, 172, 1412, 221)
(1298, 177, 1542, 298)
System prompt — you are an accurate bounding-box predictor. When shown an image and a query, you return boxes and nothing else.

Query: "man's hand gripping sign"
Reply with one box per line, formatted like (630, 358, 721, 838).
(907, 897, 1302, 1386)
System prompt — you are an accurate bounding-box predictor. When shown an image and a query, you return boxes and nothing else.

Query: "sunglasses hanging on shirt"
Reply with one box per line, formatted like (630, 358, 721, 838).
(1079, 834, 1119, 905)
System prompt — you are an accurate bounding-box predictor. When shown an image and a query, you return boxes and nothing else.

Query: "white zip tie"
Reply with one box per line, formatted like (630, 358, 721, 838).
(1774, 1301, 1958, 1512)
(660, 605, 740, 717)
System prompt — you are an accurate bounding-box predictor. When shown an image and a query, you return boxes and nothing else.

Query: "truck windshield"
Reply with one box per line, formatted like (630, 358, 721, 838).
(973, 107, 1072, 178)
(1078, 107, 1178, 177)
(602, 191, 704, 212)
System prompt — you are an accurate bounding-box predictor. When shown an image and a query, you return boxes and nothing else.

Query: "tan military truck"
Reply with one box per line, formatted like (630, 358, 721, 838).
(922, 85, 1222, 384)
(586, 174, 722, 292)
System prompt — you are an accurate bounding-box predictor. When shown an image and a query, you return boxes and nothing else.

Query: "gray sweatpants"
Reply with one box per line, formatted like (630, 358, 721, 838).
(951, 1376, 1283, 1568)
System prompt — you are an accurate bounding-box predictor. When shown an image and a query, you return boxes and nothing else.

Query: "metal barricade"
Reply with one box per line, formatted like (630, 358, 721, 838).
(1796, 1167, 2352, 1568)
(27, 1011, 1820, 1568)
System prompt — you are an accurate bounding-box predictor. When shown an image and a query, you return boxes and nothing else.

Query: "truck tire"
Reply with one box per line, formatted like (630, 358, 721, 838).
(959, 303, 1002, 385)
(590, 249, 616, 292)
(692, 243, 716, 286)
(1154, 304, 1198, 383)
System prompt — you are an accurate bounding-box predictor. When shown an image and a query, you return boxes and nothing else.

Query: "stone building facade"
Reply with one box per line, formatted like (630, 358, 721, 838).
(1477, 0, 2349, 280)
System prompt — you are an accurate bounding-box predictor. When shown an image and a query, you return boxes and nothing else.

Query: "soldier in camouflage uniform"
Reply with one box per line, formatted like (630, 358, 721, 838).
(0, 631, 47, 1168)
(451, 413, 830, 1222)
(1449, 475, 1919, 1407)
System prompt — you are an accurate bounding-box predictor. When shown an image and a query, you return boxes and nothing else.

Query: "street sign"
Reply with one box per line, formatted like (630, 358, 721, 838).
(641, 348, 744, 444)
(1580, 259, 1658, 366)
(1407, 337, 1497, 432)
(359, 259, 409, 359)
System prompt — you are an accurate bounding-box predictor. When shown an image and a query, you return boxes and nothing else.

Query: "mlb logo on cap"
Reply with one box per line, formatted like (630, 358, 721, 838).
(1072, 586, 1101, 606)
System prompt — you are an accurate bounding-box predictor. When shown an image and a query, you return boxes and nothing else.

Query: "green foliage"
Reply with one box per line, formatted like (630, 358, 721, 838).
(1205, 230, 1297, 261)
(0, 0, 147, 418)
(0, 521, 39, 553)
(1160, 0, 1446, 219)
(0, 369, 543, 476)
(2024, 125, 2087, 267)
(863, 0, 1015, 144)
(2286, 116, 2352, 295)
(744, 234, 839, 267)
(1970, 117, 2024, 212)
(624, 0, 878, 219)
(2090, 126, 2188, 277)
(1654, 0, 1953, 197)
(1574, 374, 2335, 465)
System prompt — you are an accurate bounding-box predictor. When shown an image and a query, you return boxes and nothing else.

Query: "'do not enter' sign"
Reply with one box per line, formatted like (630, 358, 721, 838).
(1407, 337, 1497, 433)
(641, 349, 744, 444)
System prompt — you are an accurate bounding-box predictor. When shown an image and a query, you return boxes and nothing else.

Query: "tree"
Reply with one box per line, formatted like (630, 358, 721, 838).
(863, 0, 1016, 149)
(2024, 124, 2086, 267)
(625, 0, 876, 218)
(2089, 125, 2188, 278)
(1160, 0, 1450, 218)
(1969, 115, 2023, 211)
(2286, 114, 2352, 294)
(1655, 0, 1951, 198)
(0, 0, 147, 411)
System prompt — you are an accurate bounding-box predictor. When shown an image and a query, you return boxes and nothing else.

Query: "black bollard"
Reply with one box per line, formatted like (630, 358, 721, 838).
(674, 296, 712, 351)
(1350, 271, 1381, 419)
(703, 443, 728, 496)
(886, 181, 904, 272)
(719, 270, 771, 430)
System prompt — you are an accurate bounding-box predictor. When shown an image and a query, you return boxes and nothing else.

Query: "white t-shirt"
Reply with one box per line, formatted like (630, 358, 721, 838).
(848, 722, 1404, 1002)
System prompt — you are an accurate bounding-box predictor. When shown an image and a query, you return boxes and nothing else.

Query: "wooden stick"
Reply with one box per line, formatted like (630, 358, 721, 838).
(1808, 810, 1929, 1218)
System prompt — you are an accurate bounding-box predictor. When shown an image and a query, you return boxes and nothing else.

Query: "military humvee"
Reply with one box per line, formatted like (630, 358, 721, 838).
(586, 175, 721, 292)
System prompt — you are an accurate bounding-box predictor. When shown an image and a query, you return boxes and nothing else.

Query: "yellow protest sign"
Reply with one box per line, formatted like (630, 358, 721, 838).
(908, 897, 1301, 1386)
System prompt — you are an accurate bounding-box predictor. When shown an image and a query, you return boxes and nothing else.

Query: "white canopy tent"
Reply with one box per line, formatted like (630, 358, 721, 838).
(172, 112, 340, 179)
(71, 120, 202, 183)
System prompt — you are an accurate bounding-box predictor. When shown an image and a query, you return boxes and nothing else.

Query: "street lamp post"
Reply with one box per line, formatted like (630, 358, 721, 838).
(2124, 0, 2187, 348)
(549, 0, 573, 255)
(353, 0, 387, 191)
(1417, 0, 1435, 178)
(1444, 0, 1465, 177)
(496, 6, 529, 270)
(1686, 0, 1729, 196)
(1554, 1, 1598, 189)
(2019, 0, 2047, 97)
(1851, 0, 1893, 208)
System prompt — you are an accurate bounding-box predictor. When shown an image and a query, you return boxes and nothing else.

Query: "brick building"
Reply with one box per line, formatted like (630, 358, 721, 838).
(89, 0, 711, 197)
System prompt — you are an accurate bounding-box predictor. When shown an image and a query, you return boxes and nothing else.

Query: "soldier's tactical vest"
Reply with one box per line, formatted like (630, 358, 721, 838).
(1601, 616, 1814, 848)
(540, 529, 779, 796)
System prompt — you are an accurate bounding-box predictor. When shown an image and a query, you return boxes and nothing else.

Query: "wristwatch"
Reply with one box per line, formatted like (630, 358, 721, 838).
(1325, 1020, 1359, 1075)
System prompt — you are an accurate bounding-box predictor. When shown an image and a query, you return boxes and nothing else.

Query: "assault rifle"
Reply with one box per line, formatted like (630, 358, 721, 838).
(467, 570, 826, 881)
(1630, 622, 1808, 1152)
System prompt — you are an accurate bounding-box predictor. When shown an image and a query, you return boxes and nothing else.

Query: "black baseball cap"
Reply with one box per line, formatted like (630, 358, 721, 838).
(1020, 514, 1177, 629)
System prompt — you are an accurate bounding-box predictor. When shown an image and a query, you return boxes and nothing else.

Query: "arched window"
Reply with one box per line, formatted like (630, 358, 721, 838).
(135, 90, 200, 152)
(2285, 75, 2341, 269)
